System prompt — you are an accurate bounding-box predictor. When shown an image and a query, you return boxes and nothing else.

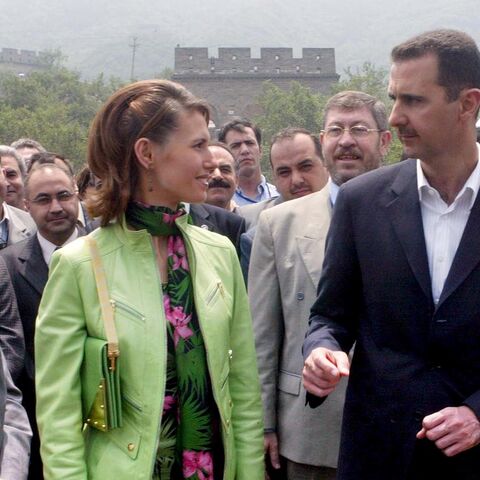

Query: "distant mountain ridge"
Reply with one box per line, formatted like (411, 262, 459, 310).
(1, 0, 478, 80)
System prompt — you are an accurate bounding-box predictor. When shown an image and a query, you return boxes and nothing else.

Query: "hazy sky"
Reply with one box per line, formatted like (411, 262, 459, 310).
(1, 0, 478, 79)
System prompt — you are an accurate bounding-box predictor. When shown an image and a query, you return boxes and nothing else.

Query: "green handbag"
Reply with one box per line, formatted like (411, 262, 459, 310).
(81, 236, 123, 432)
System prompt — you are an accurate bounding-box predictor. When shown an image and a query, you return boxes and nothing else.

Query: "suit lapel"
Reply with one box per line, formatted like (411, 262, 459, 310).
(189, 204, 216, 232)
(18, 236, 49, 296)
(8, 213, 29, 244)
(296, 188, 332, 287)
(387, 161, 432, 302)
(438, 191, 480, 306)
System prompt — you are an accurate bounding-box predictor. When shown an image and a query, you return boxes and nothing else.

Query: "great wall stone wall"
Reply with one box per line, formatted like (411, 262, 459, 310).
(0, 48, 49, 75)
(172, 47, 339, 127)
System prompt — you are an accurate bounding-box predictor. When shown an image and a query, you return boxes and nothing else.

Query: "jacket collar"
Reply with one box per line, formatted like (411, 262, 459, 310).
(386, 159, 432, 303)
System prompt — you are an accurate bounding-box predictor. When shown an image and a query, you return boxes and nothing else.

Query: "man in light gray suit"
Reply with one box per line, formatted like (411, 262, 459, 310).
(239, 127, 328, 282)
(249, 91, 392, 479)
(0, 344, 31, 480)
(0, 168, 35, 250)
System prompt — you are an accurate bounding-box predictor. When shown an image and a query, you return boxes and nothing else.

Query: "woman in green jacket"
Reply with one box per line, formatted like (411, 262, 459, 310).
(35, 80, 264, 479)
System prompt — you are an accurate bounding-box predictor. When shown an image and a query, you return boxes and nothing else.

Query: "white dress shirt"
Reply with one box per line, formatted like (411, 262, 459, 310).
(417, 147, 480, 304)
(329, 178, 340, 206)
(37, 229, 79, 266)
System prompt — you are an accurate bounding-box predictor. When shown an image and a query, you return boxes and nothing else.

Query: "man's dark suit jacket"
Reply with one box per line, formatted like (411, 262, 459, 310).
(1, 231, 84, 480)
(0, 257, 25, 384)
(303, 159, 480, 480)
(1, 236, 47, 387)
(189, 203, 245, 255)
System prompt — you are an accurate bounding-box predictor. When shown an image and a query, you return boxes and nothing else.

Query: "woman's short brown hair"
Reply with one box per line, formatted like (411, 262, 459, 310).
(87, 79, 210, 225)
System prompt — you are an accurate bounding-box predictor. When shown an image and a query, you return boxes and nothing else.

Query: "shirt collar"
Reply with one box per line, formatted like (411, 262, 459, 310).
(37, 228, 79, 266)
(2, 202, 11, 222)
(328, 178, 341, 206)
(235, 175, 269, 197)
(417, 144, 480, 209)
(0, 204, 8, 247)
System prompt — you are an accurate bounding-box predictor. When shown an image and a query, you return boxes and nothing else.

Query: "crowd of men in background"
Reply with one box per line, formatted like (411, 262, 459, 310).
(0, 28, 480, 480)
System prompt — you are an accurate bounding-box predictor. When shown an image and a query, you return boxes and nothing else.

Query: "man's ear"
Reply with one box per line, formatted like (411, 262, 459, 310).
(459, 88, 480, 122)
(133, 137, 155, 170)
(319, 131, 325, 147)
(379, 130, 393, 157)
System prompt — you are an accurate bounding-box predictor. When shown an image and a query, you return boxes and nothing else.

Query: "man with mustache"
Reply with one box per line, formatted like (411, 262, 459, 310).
(304, 30, 480, 479)
(1, 163, 83, 479)
(187, 141, 246, 257)
(205, 142, 239, 212)
(249, 92, 391, 479)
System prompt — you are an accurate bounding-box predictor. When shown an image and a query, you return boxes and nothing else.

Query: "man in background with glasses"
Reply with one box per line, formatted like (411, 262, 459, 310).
(1, 163, 83, 480)
(249, 91, 391, 479)
(321, 90, 392, 206)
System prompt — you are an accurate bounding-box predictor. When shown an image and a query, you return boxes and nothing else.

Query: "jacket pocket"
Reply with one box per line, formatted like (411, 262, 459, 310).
(111, 298, 146, 325)
(203, 279, 233, 323)
(110, 298, 146, 401)
(204, 280, 224, 306)
(278, 370, 301, 396)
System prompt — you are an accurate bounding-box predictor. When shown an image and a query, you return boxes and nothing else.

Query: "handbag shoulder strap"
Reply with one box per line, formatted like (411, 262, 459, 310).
(86, 235, 120, 371)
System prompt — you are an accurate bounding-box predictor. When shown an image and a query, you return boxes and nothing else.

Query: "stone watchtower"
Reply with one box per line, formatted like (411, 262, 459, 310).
(172, 47, 339, 128)
(0, 48, 49, 76)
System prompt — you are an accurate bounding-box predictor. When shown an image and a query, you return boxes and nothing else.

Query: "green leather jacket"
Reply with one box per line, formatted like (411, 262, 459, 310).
(35, 215, 264, 479)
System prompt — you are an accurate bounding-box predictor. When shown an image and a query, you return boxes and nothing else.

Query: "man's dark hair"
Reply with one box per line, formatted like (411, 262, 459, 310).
(27, 152, 75, 176)
(217, 119, 262, 145)
(270, 127, 322, 166)
(391, 29, 480, 101)
(208, 141, 235, 160)
(24, 163, 75, 197)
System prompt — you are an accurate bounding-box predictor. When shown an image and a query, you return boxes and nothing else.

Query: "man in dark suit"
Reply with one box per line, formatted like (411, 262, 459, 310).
(303, 29, 480, 479)
(1, 163, 83, 479)
(189, 202, 245, 255)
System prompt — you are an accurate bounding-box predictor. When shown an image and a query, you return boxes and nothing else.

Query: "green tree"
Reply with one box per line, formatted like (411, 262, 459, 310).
(330, 62, 389, 102)
(155, 67, 174, 80)
(254, 81, 326, 174)
(0, 62, 123, 171)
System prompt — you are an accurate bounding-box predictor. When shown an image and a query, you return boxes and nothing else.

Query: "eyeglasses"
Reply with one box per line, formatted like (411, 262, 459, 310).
(322, 125, 381, 139)
(30, 191, 76, 206)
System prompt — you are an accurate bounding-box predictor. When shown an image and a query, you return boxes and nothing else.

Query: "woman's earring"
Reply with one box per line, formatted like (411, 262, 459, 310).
(147, 164, 154, 192)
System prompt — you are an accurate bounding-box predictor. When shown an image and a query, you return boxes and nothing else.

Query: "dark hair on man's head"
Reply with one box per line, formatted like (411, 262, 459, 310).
(323, 91, 388, 131)
(270, 127, 322, 164)
(76, 164, 98, 200)
(87, 79, 210, 226)
(208, 141, 235, 160)
(27, 152, 74, 176)
(217, 119, 262, 145)
(391, 29, 480, 101)
(24, 163, 75, 197)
